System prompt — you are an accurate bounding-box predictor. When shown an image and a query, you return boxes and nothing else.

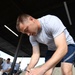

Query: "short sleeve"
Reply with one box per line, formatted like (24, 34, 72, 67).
(29, 36, 39, 46)
(47, 16, 66, 38)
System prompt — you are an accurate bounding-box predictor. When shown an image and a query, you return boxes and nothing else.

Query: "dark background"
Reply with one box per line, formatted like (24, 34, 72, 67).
(0, 0, 75, 57)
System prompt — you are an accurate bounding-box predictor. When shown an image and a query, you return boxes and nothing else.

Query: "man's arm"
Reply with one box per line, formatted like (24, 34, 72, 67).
(26, 45, 40, 70)
(3, 68, 11, 73)
(41, 32, 68, 73)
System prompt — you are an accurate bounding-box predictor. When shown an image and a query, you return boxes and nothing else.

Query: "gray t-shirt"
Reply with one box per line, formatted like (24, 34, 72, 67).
(29, 15, 75, 51)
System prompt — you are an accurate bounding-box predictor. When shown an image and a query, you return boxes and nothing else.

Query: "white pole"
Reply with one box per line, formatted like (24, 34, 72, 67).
(64, 1, 72, 25)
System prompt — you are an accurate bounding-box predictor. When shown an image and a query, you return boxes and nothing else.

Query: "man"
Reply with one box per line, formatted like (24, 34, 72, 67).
(13, 61, 21, 75)
(24, 64, 29, 71)
(16, 13, 75, 75)
(1, 58, 11, 75)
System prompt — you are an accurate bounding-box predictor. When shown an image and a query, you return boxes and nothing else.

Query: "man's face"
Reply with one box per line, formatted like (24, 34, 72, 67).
(7, 60, 10, 63)
(19, 17, 38, 36)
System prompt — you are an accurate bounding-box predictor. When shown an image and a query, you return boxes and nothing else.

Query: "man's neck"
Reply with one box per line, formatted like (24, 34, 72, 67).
(37, 19, 42, 34)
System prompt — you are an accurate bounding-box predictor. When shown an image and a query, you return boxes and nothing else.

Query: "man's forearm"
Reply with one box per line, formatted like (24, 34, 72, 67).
(27, 53, 40, 70)
(3, 68, 11, 73)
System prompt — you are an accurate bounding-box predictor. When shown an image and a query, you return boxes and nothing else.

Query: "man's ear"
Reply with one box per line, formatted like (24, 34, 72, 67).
(29, 16, 34, 21)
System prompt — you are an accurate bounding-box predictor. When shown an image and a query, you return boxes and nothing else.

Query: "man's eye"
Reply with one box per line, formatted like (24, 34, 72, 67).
(24, 28, 28, 33)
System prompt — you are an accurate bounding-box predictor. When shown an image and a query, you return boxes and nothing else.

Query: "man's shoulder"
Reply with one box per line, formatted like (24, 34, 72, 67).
(38, 14, 57, 24)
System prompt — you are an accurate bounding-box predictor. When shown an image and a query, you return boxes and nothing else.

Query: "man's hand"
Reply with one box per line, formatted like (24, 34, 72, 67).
(28, 67, 45, 75)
